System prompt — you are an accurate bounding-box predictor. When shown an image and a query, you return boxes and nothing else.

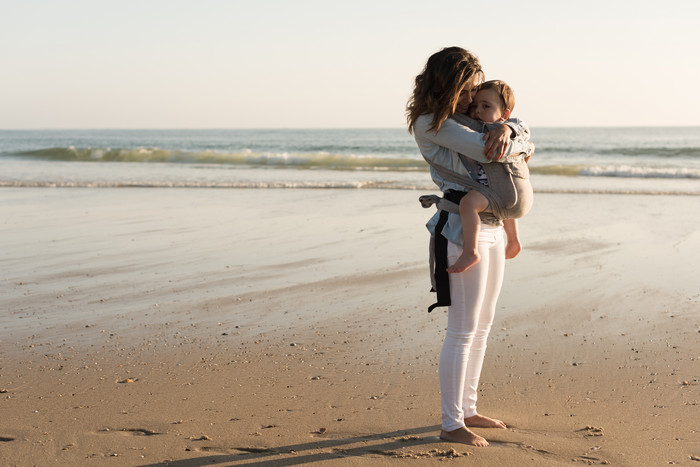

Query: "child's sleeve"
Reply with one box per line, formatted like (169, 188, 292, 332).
(503, 118, 530, 142)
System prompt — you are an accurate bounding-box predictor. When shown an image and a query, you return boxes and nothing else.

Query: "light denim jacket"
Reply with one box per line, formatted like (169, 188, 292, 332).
(413, 113, 534, 247)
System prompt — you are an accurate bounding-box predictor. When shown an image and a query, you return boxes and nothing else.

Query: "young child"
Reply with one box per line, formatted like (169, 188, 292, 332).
(447, 80, 529, 273)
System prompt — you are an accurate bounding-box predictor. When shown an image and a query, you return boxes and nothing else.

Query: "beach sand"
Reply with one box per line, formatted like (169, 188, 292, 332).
(1, 187, 698, 466)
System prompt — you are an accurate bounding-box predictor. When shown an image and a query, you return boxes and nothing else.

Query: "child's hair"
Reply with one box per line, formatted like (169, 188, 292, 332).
(407, 47, 484, 134)
(476, 80, 515, 112)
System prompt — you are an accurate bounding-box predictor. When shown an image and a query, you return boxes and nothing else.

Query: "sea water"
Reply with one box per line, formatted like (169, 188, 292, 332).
(1, 127, 699, 194)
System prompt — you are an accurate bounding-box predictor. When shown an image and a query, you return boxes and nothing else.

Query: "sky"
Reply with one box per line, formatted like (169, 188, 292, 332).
(2, 0, 700, 129)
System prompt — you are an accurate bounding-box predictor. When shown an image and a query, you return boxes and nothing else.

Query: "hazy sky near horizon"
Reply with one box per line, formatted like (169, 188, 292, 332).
(3, 0, 699, 129)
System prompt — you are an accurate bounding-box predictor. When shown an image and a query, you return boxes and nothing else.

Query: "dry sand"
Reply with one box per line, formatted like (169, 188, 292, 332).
(1, 187, 698, 466)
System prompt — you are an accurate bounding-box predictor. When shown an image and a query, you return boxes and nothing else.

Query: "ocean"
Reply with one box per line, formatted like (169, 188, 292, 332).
(1, 127, 699, 194)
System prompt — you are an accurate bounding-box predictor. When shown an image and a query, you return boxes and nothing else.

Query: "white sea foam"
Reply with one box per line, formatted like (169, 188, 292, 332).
(2, 127, 700, 193)
(580, 165, 700, 179)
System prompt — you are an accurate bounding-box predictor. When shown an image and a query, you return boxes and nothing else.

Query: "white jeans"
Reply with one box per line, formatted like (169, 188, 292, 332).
(440, 223, 505, 431)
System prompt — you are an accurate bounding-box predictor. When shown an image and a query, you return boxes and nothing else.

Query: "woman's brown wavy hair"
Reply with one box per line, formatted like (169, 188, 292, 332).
(406, 47, 484, 134)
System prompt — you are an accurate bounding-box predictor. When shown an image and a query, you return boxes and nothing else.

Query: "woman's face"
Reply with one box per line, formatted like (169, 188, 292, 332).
(455, 77, 480, 114)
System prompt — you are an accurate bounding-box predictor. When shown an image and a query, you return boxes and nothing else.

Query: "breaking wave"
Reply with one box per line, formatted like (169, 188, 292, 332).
(8, 147, 426, 171)
(7, 147, 700, 180)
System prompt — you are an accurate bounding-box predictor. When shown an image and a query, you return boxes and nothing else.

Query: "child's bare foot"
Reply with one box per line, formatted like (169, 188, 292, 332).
(465, 414, 507, 429)
(447, 252, 480, 273)
(505, 241, 522, 260)
(440, 427, 488, 447)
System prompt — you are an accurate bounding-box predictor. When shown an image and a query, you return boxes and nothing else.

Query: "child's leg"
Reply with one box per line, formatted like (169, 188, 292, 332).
(503, 219, 522, 259)
(447, 191, 489, 274)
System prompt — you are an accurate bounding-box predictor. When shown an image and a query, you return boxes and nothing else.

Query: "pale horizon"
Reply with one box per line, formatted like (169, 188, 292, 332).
(3, 0, 699, 130)
(3, 124, 700, 131)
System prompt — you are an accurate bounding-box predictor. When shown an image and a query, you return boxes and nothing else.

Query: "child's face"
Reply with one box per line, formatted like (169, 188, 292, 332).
(468, 88, 509, 123)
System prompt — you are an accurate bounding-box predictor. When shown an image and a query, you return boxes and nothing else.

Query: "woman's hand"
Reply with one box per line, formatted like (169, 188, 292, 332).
(483, 124, 514, 161)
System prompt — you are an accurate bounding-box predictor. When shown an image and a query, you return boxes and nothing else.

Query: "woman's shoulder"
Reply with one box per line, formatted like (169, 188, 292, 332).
(414, 114, 436, 135)
(416, 114, 473, 129)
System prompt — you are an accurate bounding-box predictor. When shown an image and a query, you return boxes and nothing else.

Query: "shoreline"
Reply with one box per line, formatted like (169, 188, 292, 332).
(1, 178, 700, 196)
(1, 187, 698, 465)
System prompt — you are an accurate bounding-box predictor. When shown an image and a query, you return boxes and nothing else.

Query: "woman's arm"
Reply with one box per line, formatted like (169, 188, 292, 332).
(485, 118, 533, 161)
(414, 114, 532, 165)
(454, 114, 531, 142)
(452, 113, 532, 160)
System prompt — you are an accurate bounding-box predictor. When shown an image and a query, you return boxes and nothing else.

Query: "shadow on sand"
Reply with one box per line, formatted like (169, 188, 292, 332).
(139, 424, 447, 466)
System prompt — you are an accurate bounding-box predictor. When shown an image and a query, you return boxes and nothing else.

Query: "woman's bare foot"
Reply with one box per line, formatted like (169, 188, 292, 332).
(447, 252, 480, 273)
(465, 414, 507, 429)
(440, 427, 488, 447)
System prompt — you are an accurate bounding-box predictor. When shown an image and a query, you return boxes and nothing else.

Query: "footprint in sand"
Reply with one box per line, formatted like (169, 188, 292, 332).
(577, 426, 604, 437)
(367, 448, 470, 459)
(185, 446, 233, 454)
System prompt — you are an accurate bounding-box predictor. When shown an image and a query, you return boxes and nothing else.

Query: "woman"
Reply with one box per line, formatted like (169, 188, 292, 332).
(407, 46, 534, 447)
